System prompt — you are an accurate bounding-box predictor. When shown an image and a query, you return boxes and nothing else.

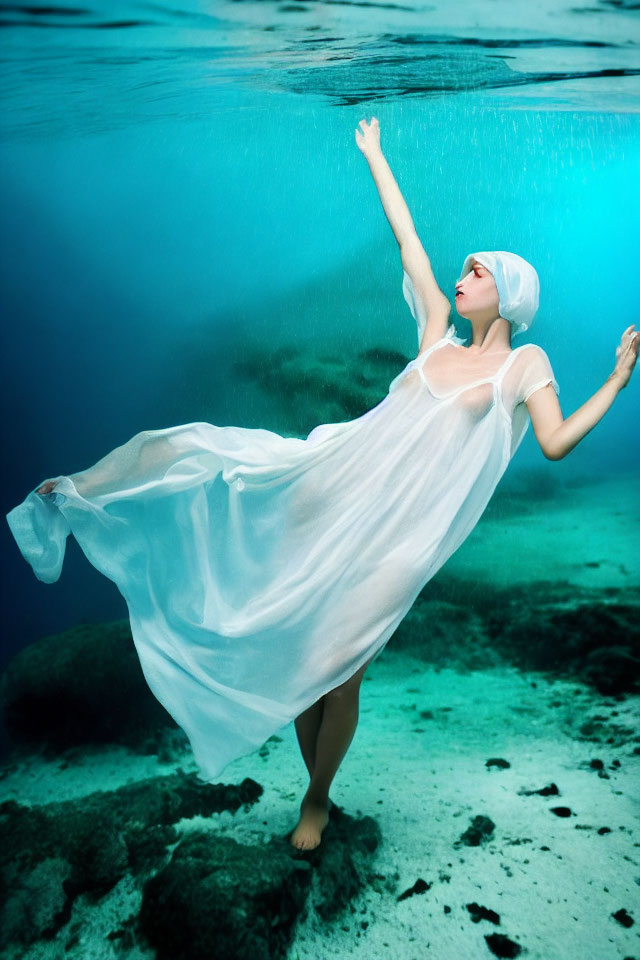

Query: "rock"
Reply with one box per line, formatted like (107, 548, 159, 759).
(138, 832, 312, 960)
(0, 772, 263, 950)
(0, 774, 381, 957)
(454, 815, 495, 848)
(0, 619, 185, 759)
(389, 578, 640, 695)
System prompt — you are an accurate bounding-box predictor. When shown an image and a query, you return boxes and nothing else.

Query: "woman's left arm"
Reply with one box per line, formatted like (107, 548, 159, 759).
(528, 325, 638, 461)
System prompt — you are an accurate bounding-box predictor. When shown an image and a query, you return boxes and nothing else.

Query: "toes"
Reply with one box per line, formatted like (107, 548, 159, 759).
(290, 830, 319, 851)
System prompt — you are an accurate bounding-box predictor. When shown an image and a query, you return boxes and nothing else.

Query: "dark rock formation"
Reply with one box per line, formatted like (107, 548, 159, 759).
(395, 579, 640, 695)
(0, 619, 185, 760)
(0, 772, 381, 957)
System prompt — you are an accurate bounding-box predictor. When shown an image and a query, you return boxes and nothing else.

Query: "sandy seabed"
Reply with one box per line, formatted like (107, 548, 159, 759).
(1, 470, 638, 960)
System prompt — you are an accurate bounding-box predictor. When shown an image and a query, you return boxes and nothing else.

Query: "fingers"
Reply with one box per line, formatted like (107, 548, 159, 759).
(619, 330, 639, 363)
(36, 480, 57, 495)
(355, 117, 380, 148)
(620, 326, 637, 349)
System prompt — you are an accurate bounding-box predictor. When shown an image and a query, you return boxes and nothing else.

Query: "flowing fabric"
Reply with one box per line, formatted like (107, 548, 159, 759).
(6, 272, 559, 783)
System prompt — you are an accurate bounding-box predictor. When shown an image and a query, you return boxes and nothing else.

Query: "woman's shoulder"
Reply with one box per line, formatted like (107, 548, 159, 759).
(512, 342, 552, 363)
(507, 342, 559, 397)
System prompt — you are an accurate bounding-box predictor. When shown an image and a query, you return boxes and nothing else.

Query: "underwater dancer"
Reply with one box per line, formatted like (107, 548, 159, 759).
(10, 117, 638, 854)
(284, 118, 639, 850)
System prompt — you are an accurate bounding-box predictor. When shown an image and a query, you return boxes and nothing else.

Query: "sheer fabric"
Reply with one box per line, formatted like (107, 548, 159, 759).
(6, 271, 559, 784)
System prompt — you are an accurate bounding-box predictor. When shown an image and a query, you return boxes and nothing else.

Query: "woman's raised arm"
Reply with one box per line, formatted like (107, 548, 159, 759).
(355, 117, 451, 344)
(528, 325, 638, 460)
(355, 117, 417, 249)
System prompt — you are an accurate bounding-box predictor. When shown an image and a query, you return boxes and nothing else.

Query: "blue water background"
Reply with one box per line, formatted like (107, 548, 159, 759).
(1, 1, 639, 665)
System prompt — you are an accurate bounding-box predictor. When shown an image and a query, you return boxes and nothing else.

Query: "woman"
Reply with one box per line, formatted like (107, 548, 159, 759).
(7, 118, 638, 854)
(284, 119, 638, 850)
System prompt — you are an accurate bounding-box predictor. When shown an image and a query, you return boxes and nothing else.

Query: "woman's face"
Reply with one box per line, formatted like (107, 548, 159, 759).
(454, 260, 500, 319)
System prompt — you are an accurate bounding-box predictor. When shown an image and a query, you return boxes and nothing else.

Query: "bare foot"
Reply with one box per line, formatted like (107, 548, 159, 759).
(289, 795, 330, 851)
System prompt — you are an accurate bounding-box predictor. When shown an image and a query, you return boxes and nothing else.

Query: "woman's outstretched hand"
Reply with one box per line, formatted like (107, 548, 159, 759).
(612, 325, 639, 389)
(36, 480, 58, 495)
(355, 117, 381, 158)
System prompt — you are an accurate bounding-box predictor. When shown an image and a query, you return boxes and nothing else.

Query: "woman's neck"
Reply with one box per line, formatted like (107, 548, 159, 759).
(466, 316, 512, 354)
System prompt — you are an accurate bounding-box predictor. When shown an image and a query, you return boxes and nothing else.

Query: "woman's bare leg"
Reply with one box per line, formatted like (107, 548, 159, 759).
(290, 655, 373, 850)
(293, 697, 324, 778)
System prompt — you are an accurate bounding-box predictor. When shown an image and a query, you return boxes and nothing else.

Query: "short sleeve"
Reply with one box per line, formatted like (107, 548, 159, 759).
(518, 345, 560, 404)
(402, 269, 427, 348)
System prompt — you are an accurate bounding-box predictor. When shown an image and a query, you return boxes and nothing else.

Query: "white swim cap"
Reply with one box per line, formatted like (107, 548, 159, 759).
(458, 251, 540, 338)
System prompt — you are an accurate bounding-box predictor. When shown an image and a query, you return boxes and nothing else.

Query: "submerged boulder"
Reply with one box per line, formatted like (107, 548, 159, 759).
(0, 619, 185, 759)
(0, 771, 263, 950)
(397, 578, 640, 695)
(0, 771, 381, 958)
(139, 832, 312, 960)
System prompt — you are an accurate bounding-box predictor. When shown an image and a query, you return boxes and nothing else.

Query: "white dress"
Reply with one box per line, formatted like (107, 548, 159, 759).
(5, 271, 560, 783)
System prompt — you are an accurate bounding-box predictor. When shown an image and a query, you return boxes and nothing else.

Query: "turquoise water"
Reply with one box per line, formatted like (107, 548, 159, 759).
(2, 4, 639, 649)
(1, 4, 639, 959)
